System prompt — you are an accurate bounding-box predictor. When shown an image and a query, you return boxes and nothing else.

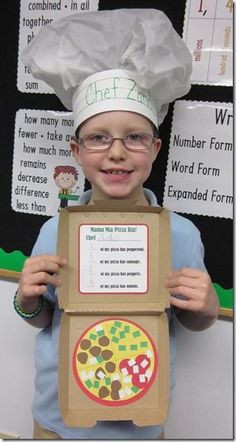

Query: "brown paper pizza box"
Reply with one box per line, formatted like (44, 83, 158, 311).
(57, 201, 171, 427)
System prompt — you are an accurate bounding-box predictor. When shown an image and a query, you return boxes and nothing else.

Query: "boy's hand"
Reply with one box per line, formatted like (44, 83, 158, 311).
(166, 268, 219, 320)
(17, 255, 66, 312)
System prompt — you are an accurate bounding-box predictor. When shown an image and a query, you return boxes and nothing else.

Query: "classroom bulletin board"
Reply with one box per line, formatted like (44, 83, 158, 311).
(0, 0, 233, 317)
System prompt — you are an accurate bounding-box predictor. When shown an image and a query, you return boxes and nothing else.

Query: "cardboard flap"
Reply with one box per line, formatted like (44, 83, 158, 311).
(57, 203, 171, 313)
(57, 208, 69, 310)
(59, 313, 169, 427)
(60, 201, 164, 213)
(63, 305, 165, 315)
(93, 199, 137, 210)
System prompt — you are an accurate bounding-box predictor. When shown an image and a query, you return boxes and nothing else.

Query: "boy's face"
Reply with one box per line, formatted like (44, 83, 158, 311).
(70, 111, 161, 202)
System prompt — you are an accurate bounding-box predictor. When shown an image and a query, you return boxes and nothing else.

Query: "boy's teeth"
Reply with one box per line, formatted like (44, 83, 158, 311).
(109, 170, 126, 174)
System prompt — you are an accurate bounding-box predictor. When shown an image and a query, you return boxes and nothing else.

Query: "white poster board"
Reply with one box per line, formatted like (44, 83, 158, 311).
(183, 0, 233, 86)
(163, 100, 233, 219)
(17, 0, 99, 93)
(12, 109, 85, 216)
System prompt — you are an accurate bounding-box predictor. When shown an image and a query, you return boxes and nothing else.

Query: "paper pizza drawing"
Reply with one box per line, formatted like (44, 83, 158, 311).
(72, 318, 158, 406)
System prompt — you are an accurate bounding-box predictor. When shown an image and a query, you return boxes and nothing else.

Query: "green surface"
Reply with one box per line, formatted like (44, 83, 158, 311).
(213, 283, 233, 309)
(59, 193, 79, 201)
(0, 248, 27, 273)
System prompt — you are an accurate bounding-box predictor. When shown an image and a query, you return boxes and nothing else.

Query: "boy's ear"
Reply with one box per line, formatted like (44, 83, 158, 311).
(70, 138, 81, 165)
(152, 138, 162, 162)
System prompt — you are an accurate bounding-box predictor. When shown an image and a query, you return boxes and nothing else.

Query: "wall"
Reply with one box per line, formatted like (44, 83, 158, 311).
(0, 279, 233, 439)
(165, 316, 233, 439)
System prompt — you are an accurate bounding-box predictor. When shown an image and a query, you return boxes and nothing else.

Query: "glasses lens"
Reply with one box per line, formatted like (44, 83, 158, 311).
(79, 132, 154, 151)
(125, 133, 153, 150)
(83, 133, 111, 150)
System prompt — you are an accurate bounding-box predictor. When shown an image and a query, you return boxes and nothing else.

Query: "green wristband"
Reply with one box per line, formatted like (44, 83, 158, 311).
(13, 291, 44, 319)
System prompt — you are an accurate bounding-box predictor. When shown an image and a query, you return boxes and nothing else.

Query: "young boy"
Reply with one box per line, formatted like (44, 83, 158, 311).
(16, 9, 219, 439)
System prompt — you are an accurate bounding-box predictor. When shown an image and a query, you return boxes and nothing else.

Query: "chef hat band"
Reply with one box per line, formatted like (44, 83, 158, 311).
(72, 69, 158, 130)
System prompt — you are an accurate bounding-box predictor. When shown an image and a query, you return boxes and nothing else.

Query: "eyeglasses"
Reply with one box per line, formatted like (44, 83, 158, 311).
(75, 132, 157, 152)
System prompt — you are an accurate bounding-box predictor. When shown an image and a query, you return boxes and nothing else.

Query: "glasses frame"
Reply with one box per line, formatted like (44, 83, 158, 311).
(72, 133, 157, 152)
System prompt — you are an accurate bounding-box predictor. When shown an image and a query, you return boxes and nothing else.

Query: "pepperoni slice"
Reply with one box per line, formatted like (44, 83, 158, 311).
(119, 358, 132, 375)
(135, 354, 151, 374)
(132, 373, 149, 389)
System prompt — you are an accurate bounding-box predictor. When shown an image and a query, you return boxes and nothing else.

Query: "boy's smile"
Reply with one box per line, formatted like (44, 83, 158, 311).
(101, 167, 133, 180)
(70, 111, 161, 204)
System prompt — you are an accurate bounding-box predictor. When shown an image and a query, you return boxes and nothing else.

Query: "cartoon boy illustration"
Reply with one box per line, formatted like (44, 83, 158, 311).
(54, 165, 79, 209)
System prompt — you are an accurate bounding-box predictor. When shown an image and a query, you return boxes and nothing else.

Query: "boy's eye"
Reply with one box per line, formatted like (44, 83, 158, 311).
(127, 133, 143, 141)
(126, 133, 150, 145)
(86, 133, 109, 144)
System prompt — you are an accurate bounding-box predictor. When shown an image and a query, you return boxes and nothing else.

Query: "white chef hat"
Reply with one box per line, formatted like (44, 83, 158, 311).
(21, 8, 192, 130)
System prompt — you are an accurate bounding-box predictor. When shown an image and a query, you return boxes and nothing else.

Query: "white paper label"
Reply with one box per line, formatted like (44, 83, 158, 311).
(79, 224, 148, 294)
(163, 100, 233, 219)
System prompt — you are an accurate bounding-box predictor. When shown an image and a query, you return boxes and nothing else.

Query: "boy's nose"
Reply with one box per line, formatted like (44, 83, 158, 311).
(107, 138, 128, 160)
